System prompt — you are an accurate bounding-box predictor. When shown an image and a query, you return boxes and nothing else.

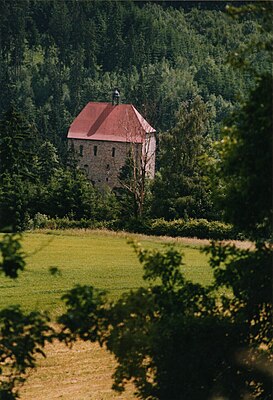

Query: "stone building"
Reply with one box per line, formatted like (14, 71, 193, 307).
(67, 102, 156, 189)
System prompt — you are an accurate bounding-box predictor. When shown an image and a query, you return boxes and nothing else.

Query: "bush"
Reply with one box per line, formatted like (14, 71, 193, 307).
(29, 215, 117, 231)
(32, 213, 52, 229)
(149, 218, 239, 240)
(105, 218, 240, 240)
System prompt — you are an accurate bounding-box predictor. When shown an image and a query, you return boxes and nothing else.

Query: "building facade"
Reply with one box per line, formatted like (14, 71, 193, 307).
(67, 102, 156, 189)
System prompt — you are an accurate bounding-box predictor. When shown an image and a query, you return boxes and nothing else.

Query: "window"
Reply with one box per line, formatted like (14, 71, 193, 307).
(94, 146, 98, 156)
(106, 164, 110, 171)
(112, 147, 116, 157)
(79, 145, 83, 156)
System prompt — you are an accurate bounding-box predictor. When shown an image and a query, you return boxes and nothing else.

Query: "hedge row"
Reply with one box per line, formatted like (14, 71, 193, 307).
(30, 213, 241, 241)
(28, 213, 109, 230)
(149, 218, 239, 240)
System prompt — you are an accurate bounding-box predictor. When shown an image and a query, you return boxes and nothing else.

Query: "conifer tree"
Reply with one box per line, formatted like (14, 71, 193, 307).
(152, 96, 213, 220)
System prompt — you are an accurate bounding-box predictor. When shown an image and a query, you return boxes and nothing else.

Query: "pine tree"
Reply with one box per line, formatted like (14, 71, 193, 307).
(152, 96, 212, 219)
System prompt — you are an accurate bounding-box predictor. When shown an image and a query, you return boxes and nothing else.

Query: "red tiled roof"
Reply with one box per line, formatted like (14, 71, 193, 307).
(67, 102, 156, 143)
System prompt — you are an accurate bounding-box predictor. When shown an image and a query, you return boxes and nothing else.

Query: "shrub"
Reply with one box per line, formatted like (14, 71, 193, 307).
(29, 215, 116, 231)
(149, 218, 239, 240)
(32, 213, 52, 229)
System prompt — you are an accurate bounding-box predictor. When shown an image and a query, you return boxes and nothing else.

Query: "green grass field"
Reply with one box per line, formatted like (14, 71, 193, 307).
(0, 229, 212, 316)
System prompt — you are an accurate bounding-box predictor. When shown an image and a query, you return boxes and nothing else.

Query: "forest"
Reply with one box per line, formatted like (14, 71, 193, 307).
(0, 1, 272, 399)
(0, 0, 271, 232)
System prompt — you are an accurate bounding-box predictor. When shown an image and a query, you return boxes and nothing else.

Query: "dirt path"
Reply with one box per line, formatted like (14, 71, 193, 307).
(152, 235, 253, 249)
(36, 228, 254, 250)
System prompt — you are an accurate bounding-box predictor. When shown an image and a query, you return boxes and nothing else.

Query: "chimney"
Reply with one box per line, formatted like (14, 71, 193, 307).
(112, 88, 120, 106)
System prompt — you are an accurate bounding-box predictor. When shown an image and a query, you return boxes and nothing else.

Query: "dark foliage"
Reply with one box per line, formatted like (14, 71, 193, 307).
(0, 234, 25, 279)
(0, 306, 53, 399)
(59, 242, 272, 399)
(0, 107, 38, 179)
(151, 96, 214, 220)
(213, 74, 272, 240)
(0, 234, 54, 399)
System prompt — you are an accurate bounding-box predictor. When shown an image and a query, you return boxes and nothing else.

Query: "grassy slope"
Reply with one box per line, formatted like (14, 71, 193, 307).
(0, 229, 212, 316)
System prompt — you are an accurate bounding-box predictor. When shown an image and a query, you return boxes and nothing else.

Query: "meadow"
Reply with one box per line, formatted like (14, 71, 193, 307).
(1, 229, 213, 399)
(0, 229, 213, 316)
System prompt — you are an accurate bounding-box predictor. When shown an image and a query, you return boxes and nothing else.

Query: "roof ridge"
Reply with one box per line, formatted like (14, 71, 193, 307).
(131, 105, 155, 133)
(131, 104, 146, 133)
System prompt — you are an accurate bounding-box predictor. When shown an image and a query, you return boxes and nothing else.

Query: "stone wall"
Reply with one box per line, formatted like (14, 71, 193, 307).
(69, 135, 156, 189)
(144, 133, 156, 179)
(69, 139, 134, 189)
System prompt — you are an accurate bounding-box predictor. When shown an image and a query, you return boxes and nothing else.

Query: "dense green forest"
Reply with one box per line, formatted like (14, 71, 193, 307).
(1, 0, 269, 134)
(0, 0, 271, 230)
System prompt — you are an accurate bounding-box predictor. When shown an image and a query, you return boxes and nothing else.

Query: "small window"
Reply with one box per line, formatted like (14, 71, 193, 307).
(106, 177, 109, 182)
(112, 147, 116, 157)
(106, 164, 110, 171)
(94, 146, 98, 156)
(79, 145, 83, 156)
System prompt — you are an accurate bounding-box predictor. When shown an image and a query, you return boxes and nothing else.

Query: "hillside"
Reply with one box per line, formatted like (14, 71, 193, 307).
(0, 1, 271, 229)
